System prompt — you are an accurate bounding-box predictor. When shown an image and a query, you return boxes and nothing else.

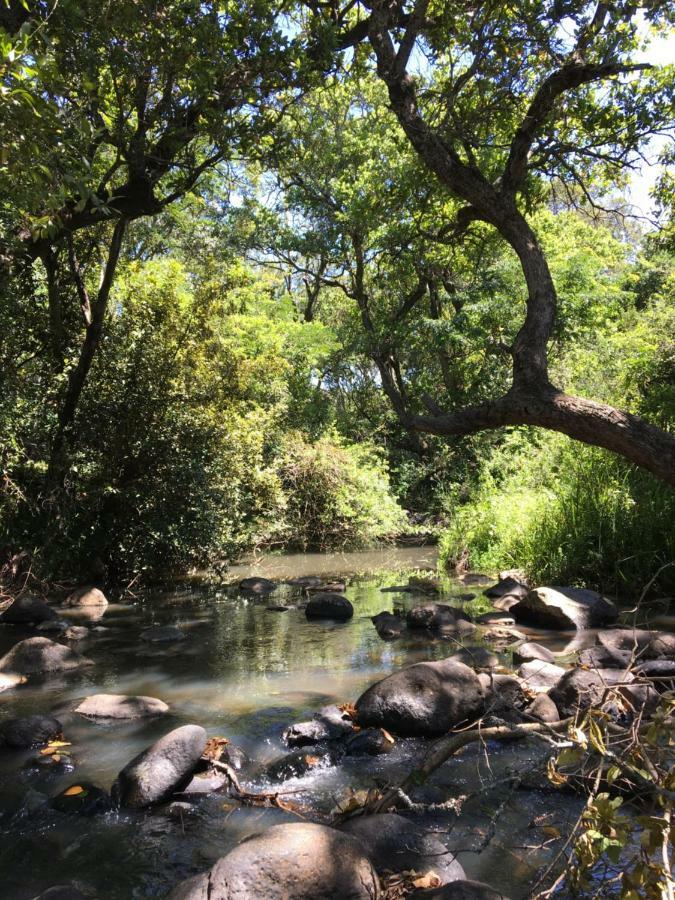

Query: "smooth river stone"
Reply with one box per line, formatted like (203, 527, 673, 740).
(75, 693, 169, 719)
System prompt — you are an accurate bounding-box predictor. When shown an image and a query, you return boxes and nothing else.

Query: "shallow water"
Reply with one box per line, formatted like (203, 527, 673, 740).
(0, 550, 587, 898)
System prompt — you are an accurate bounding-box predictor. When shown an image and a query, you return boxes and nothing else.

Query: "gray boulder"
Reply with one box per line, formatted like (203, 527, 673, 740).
(305, 592, 354, 621)
(0, 637, 92, 676)
(595, 628, 675, 660)
(112, 724, 207, 808)
(75, 693, 169, 719)
(140, 625, 186, 643)
(476, 611, 515, 627)
(517, 660, 567, 691)
(342, 813, 465, 883)
(166, 823, 380, 899)
(511, 587, 617, 630)
(283, 704, 354, 747)
(66, 586, 108, 610)
(0, 595, 58, 625)
(527, 693, 560, 723)
(355, 659, 484, 737)
(577, 645, 631, 670)
(0, 714, 62, 748)
(549, 667, 634, 718)
(492, 596, 520, 612)
(513, 642, 555, 664)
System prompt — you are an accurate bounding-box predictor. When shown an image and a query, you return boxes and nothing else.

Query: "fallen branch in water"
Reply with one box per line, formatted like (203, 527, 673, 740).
(206, 758, 315, 817)
(363, 719, 572, 816)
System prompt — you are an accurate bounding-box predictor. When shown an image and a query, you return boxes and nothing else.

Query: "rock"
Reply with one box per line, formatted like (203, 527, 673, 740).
(65, 626, 89, 641)
(527, 693, 560, 723)
(499, 568, 530, 586)
(355, 659, 484, 737)
(287, 576, 323, 588)
(513, 642, 555, 664)
(476, 611, 515, 626)
(112, 724, 207, 808)
(306, 581, 346, 593)
(344, 727, 394, 756)
(66, 586, 108, 609)
(414, 880, 509, 899)
(305, 592, 354, 621)
(618, 683, 661, 719)
(264, 747, 337, 781)
(481, 627, 525, 645)
(239, 577, 277, 594)
(32, 885, 89, 900)
(51, 782, 109, 815)
(342, 813, 465, 883)
(635, 659, 675, 680)
(577, 645, 631, 669)
(0, 637, 92, 676)
(283, 705, 354, 747)
(480, 674, 527, 721)
(492, 596, 521, 612)
(221, 744, 249, 771)
(165, 801, 199, 819)
(406, 604, 475, 635)
(181, 768, 229, 795)
(484, 578, 529, 600)
(75, 693, 169, 719)
(0, 595, 58, 625)
(140, 625, 186, 643)
(517, 660, 567, 691)
(372, 611, 405, 639)
(0, 714, 62, 748)
(449, 646, 499, 670)
(511, 587, 617, 630)
(165, 823, 379, 899)
(595, 628, 675, 660)
(37, 619, 70, 634)
(549, 667, 634, 718)
(266, 605, 291, 612)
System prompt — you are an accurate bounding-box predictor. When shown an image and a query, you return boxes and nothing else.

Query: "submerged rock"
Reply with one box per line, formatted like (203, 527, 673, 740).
(511, 586, 617, 630)
(287, 576, 323, 588)
(344, 727, 394, 756)
(238, 577, 277, 595)
(0, 637, 92, 676)
(66, 586, 108, 610)
(342, 813, 465, 883)
(476, 611, 515, 627)
(0, 595, 58, 625)
(166, 822, 380, 899)
(112, 724, 207, 808)
(51, 782, 109, 815)
(304, 592, 354, 621)
(372, 611, 405, 639)
(264, 747, 337, 782)
(0, 714, 62, 748)
(283, 704, 355, 747)
(65, 626, 89, 641)
(406, 604, 475, 635)
(355, 659, 484, 737)
(74, 693, 169, 719)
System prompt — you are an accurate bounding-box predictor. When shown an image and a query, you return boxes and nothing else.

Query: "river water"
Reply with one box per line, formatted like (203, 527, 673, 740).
(0, 549, 587, 898)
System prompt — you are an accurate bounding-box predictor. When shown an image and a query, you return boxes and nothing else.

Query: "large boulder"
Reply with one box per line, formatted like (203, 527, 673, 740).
(0, 595, 58, 625)
(549, 667, 634, 718)
(305, 592, 354, 621)
(517, 660, 567, 691)
(0, 637, 92, 676)
(342, 813, 465, 883)
(66, 586, 108, 610)
(166, 823, 380, 899)
(75, 693, 169, 719)
(112, 724, 207, 808)
(595, 628, 675, 661)
(511, 587, 617, 630)
(0, 714, 62, 748)
(406, 604, 475, 635)
(355, 659, 484, 737)
(484, 578, 529, 600)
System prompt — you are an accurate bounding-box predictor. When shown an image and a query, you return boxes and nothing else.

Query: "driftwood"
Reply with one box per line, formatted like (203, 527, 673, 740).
(206, 758, 315, 817)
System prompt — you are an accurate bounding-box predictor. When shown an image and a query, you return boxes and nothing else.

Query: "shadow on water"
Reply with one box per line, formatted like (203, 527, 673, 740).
(0, 548, 590, 898)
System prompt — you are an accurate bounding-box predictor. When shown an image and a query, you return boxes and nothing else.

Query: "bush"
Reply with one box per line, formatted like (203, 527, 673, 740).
(269, 433, 407, 551)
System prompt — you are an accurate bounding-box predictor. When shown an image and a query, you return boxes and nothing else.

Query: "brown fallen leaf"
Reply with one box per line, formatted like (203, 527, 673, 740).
(412, 871, 442, 890)
(63, 785, 85, 796)
(203, 736, 230, 760)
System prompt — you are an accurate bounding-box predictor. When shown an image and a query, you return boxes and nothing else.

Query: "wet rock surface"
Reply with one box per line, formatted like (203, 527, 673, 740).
(140, 625, 186, 643)
(0, 714, 62, 748)
(304, 592, 354, 620)
(66, 587, 108, 610)
(0, 595, 58, 625)
(166, 822, 380, 900)
(0, 637, 92, 676)
(74, 693, 169, 719)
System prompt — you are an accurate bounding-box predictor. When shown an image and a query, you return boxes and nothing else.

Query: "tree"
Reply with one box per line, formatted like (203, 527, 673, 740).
(301, 0, 675, 483)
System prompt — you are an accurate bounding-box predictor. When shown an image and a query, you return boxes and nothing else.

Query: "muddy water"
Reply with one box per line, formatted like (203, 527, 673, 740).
(0, 550, 585, 899)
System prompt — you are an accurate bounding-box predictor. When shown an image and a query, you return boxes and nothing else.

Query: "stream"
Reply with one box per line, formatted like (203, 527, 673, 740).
(0, 549, 600, 898)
